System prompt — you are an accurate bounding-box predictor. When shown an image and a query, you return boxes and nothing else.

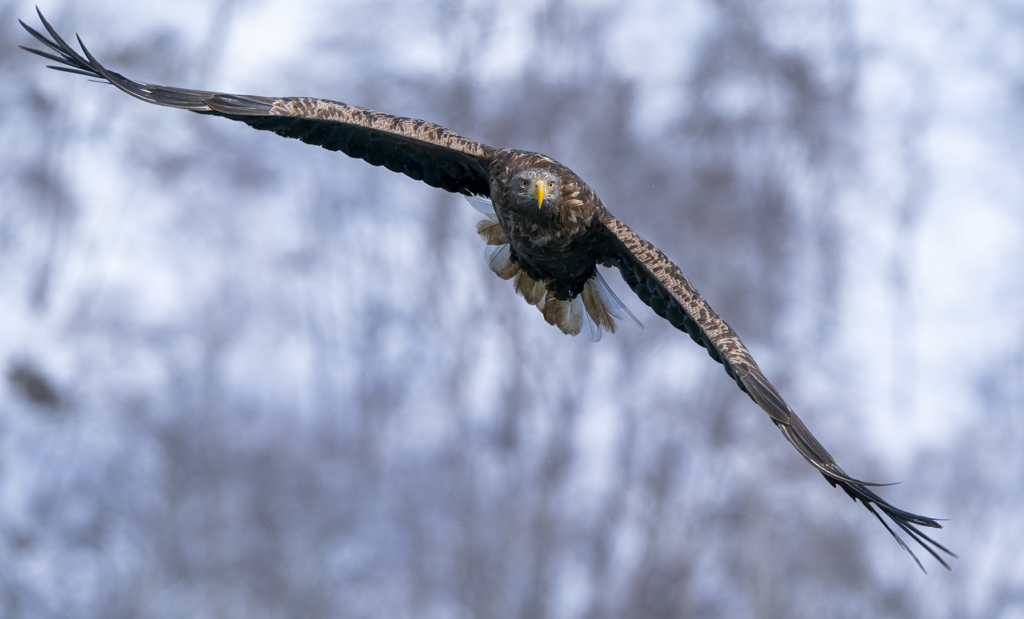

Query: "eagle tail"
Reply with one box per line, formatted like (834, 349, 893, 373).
(484, 244, 519, 280)
(467, 194, 640, 341)
(465, 196, 498, 222)
(585, 270, 643, 330)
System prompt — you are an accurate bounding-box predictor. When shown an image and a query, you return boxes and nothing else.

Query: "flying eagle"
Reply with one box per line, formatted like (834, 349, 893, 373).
(21, 10, 954, 570)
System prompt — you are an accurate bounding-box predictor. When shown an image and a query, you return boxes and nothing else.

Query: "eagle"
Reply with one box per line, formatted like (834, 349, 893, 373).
(21, 10, 954, 571)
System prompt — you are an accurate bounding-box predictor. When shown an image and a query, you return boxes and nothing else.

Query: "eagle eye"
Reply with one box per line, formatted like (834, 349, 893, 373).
(519, 179, 529, 188)
(547, 181, 555, 189)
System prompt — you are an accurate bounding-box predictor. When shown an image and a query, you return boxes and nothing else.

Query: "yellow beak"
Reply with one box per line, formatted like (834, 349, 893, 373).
(532, 179, 546, 209)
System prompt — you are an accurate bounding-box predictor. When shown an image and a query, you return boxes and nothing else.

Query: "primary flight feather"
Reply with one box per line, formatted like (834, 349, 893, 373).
(21, 9, 955, 570)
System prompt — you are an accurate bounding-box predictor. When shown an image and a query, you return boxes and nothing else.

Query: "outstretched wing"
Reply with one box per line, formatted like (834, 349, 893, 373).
(598, 214, 956, 571)
(20, 10, 494, 196)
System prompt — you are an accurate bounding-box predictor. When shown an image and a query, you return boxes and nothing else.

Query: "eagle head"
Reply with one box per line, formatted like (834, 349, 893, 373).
(510, 169, 560, 214)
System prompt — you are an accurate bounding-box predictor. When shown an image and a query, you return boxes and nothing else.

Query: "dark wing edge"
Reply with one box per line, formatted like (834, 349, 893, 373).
(598, 214, 956, 572)
(19, 9, 495, 196)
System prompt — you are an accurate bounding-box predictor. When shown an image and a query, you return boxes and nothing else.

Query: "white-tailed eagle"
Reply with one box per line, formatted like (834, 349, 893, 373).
(21, 9, 954, 571)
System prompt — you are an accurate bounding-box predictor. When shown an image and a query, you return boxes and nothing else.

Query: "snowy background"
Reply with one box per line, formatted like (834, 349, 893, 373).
(1, 0, 1022, 617)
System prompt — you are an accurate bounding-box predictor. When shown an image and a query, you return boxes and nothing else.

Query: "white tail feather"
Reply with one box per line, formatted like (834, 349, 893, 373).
(567, 295, 586, 336)
(576, 295, 602, 342)
(589, 270, 643, 328)
(465, 195, 497, 222)
(484, 244, 519, 279)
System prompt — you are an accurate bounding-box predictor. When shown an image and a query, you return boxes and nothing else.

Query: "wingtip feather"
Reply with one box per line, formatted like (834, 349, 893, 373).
(738, 366, 955, 570)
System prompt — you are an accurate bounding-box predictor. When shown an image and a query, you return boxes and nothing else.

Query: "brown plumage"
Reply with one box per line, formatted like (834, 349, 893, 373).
(21, 10, 955, 571)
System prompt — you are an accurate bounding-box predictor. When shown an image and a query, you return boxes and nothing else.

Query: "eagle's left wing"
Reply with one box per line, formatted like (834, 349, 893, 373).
(20, 10, 494, 197)
(597, 213, 956, 571)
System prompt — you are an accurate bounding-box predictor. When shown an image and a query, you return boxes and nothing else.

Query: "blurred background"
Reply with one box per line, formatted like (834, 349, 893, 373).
(1, 0, 1022, 617)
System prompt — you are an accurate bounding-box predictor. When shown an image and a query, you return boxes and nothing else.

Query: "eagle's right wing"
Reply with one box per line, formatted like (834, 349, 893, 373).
(21, 10, 495, 197)
(598, 213, 956, 571)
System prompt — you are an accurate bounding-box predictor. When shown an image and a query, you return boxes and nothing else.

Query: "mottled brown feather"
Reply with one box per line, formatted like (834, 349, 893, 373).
(581, 280, 617, 333)
(513, 272, 547, 306)
(541, 291, 579, 335)
(476, 220, 509, 246)
(19, 11, 493, 196)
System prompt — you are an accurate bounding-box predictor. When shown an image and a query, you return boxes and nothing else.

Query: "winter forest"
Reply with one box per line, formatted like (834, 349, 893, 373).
(1, 0, 1023, 617)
